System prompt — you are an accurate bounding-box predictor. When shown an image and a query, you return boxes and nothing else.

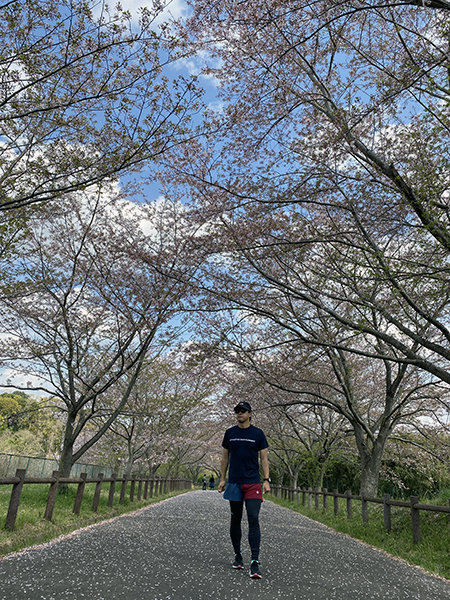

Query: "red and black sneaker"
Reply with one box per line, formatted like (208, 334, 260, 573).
(232, 554, 244, 569)
(250, 560, 262, 579)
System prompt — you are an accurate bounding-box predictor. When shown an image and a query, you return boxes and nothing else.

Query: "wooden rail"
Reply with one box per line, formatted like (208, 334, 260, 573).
(1, 468, 192, 531)
(270, 485, 450, 544)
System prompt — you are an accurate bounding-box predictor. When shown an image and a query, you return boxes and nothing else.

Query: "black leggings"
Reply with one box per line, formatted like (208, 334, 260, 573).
(229, 499, 262, 561)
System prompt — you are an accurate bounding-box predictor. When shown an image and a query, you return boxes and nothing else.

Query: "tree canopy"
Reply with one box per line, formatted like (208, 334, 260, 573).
(0, 0, 447, 496)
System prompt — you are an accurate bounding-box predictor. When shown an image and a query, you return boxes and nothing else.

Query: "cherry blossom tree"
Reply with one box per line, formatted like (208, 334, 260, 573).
(0, 189, 203, 477)
(262, 403, 349, 490)
(90, 350, 215, 476)
(381, 422, 450, 497)
(0, 0, 201, 213)
(168, 0, 449, 387)
(194, 312, 446, 495)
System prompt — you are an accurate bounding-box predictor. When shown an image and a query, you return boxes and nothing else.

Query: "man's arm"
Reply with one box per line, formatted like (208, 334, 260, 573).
(260, 448, 270, 494)
(218, 447, 229, 492)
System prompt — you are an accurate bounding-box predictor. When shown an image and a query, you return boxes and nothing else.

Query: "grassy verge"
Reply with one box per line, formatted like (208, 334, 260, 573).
(268, 492, 449, 580)
(0, 482, 189, 558)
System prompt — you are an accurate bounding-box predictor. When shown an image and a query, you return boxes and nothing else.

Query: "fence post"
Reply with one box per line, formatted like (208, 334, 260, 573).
(137, 478, 143, 500)
(361, 494, 369, 523)
(314, 488, 319, 510)
(73, 472, 87, 515)
(383, 494, 391, 531)
(44, 470, 61, 521)
(108, 473, 116, 508)
(149, 478, 154, 498)
(334, 489, 339, 515)
(302, 487, 306, 506)
(92, 473, 104, 512)
(346, 490, 352, 519)
(296, 488, 300, 506)
(308, 487, 312, 508)
(410, 496, 421, 544)
(119, 475, 128, 504)
(5, 468, 26, 530)
(144, 478, 149, 500)
(323, 488, 328, 511)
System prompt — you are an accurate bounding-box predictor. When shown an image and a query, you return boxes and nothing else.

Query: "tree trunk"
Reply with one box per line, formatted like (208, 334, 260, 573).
(354, 422, 392, 497)
(357, 436, 388, 497)
(124, 456, 135, 478)
(313, 469, 325, 491)
(359, 455, 382, 498)
(58, 413, 76, 490)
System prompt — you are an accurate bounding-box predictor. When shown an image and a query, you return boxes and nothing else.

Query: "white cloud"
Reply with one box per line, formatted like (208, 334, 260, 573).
(172, 49, 222, 91)
(0, 368, 51, 397)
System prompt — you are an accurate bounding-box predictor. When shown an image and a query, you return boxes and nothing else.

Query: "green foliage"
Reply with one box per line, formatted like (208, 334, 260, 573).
(321, 452, 361, 494)
(270, 439, 449, 499)
(380, 458, 450, 500)
(271, 447, 361, 494)
(0, 395, 21, 430)
(0, 429, 43, 455)
(0, 393, 62, 457)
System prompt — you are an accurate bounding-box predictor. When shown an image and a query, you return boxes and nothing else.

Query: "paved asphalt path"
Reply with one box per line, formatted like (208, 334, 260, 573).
(1, 490, 449, 600)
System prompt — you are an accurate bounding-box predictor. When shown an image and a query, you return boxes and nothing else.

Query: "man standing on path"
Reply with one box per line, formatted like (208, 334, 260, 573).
(218, 401, 270, 579)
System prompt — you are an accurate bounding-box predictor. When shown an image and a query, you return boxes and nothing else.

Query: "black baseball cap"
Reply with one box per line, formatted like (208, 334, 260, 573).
(234, 401, 252, 413)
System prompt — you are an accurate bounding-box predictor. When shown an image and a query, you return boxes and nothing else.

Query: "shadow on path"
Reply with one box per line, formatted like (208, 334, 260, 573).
(1, 490, 449, 600)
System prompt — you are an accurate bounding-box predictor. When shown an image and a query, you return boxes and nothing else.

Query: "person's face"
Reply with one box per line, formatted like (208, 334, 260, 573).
(235, 408, 250, 425)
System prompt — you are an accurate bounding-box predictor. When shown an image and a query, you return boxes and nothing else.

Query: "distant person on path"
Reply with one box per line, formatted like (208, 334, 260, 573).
(209, 475, 215, 490)
(202, 474, 207, 490)
(218, 401, 270, 579)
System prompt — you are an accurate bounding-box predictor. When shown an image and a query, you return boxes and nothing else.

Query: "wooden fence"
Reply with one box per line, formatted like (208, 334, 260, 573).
(270, 485, 450, 544)
(1, 468, 192, 531)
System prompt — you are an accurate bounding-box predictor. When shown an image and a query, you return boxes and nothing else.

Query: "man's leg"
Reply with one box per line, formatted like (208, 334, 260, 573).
(229, 500, 244, 557)
(244, 498, 262, 561)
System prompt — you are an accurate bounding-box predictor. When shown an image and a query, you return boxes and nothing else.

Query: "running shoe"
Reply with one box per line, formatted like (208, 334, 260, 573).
(232, 554, 244, 569)
(250, 560, 262, 579)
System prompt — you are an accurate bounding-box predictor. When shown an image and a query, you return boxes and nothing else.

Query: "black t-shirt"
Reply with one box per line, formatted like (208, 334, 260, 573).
(222, 424, 269, 484)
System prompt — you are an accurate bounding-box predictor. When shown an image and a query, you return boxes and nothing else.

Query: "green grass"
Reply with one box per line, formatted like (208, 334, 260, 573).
(268, 491, 450, 580)
(0, 482, 189, 558)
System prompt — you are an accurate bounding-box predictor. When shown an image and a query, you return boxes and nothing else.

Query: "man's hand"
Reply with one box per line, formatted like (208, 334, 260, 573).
(262, 480, 271, 494)
(218, 480, 226, 493)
